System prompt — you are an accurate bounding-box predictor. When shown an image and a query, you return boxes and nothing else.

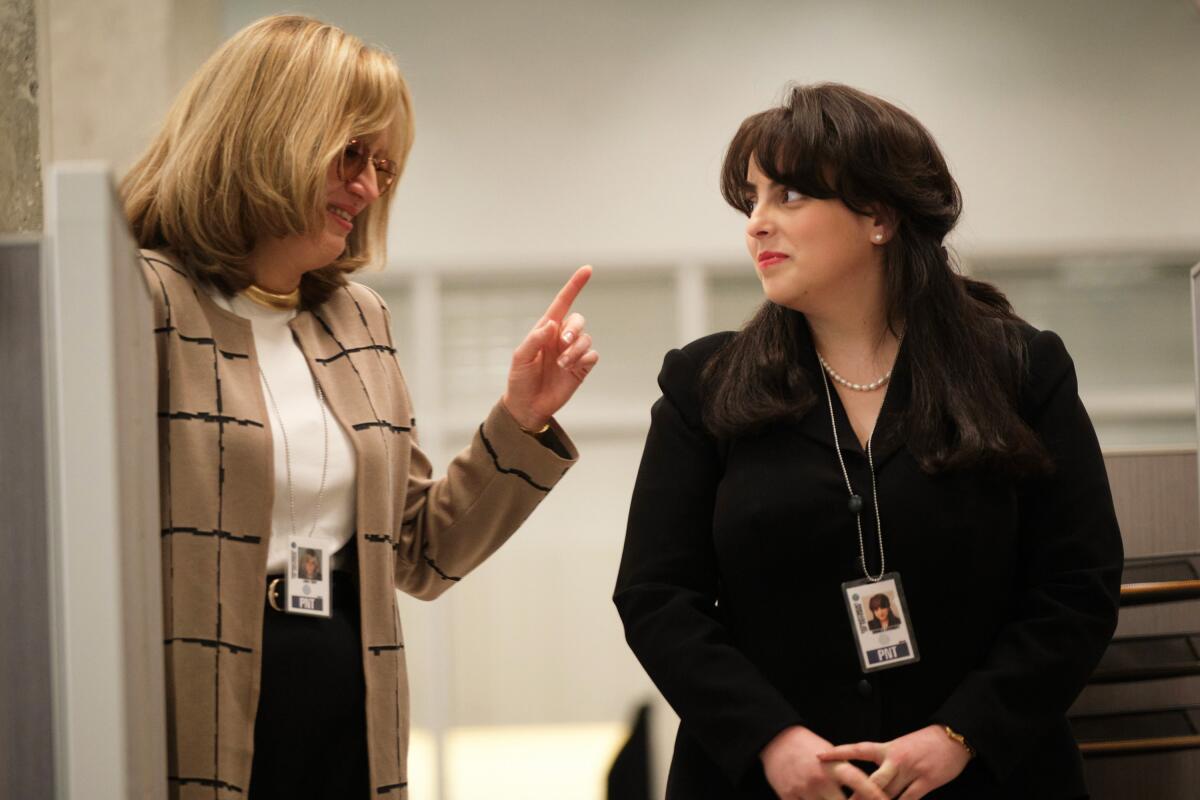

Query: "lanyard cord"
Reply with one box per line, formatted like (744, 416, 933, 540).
(819, 366, 886, 582)
(259, 366, 329, 540)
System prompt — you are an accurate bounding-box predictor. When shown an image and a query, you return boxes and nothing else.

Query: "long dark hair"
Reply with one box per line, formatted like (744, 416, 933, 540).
(705, 83, 1049, 476)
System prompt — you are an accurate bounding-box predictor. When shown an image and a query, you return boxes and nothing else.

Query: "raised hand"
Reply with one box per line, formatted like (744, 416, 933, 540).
(816, 725, 971, 800)
(501, 265, 599, 431)
(760, 726, 887, 800)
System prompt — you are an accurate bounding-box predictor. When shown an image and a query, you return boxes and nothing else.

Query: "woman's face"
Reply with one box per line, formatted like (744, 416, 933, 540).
(873, 604, 890, 624)
(742, 159, 882, 314)
(308, 131, 393, 267)
(245, 129, 395, 286)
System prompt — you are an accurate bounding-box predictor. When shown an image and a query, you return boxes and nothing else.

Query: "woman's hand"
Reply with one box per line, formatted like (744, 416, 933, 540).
(816, 725, 971, 799)
(501, 265, 599, 431)
(761, 726, 887, 800)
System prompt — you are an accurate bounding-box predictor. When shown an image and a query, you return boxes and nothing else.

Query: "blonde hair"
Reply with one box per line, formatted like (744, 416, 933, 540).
(121, 14, 414, 304)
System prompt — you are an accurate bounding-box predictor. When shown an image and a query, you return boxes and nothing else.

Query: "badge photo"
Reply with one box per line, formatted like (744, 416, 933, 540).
(286, 538, 332, 618)
(842, 573, 919, 673)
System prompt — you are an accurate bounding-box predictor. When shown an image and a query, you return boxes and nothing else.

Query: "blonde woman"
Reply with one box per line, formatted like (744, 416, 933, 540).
(122, 15, 597, 798)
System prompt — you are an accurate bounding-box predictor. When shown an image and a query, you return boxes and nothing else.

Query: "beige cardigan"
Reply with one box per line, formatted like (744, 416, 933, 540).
(140, 251, 577, 798)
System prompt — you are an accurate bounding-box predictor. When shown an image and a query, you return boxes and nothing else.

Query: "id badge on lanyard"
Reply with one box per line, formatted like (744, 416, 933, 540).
(286, 537, 332, 617)
(817, 360, 918, 673)
(842, 572, 919, 672)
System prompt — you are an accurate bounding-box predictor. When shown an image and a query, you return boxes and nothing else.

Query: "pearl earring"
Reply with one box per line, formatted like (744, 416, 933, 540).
(873, 233, 884, 243)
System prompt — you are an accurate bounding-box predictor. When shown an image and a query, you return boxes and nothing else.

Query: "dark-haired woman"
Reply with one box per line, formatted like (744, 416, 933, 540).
(867, 594, 900, 633)
(614, 83, 1121, 800)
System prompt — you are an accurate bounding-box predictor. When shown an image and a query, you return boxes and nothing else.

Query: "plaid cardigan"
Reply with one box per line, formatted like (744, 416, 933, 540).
(140, 251, 577, 798)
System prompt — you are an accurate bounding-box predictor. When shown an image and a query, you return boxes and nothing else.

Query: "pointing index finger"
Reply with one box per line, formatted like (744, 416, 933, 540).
(539, 265, 592, 325)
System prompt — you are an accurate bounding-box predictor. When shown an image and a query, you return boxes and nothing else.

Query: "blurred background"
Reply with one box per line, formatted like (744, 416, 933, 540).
(6, 0, 1200, 797)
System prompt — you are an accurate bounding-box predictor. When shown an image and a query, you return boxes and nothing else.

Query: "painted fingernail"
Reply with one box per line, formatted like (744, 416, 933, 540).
(561, 330, 574, 345)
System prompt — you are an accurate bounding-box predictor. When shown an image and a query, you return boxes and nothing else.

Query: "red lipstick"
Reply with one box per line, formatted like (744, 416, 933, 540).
(757, 251, 788, 269)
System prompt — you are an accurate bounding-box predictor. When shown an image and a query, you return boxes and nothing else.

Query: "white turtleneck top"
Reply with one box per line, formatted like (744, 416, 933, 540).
(210, 289, 358, 573)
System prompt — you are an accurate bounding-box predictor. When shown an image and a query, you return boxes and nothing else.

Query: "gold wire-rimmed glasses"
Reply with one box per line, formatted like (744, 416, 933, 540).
(337, 138, 398, 195)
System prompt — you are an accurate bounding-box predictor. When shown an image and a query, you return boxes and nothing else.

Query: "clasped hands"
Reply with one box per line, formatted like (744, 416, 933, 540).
(761, 724, 971, 800)
(501, 265, 599, 432)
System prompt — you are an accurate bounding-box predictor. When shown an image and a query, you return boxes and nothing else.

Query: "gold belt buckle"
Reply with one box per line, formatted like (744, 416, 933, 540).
(267, 577, 283, 612)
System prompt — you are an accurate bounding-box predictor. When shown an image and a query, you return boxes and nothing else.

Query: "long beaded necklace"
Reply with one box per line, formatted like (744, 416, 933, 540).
(819, 342, 922, 674)
(259, 367, 329, 541)
(818, 366, 886, 581)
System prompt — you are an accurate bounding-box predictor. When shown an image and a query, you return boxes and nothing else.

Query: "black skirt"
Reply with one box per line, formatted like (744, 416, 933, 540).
(249, 567, 369, 799)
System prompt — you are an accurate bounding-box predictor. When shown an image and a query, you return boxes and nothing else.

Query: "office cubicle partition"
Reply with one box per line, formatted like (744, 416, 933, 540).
(1, 234, 56, 799)
(9, 163, 167, 799)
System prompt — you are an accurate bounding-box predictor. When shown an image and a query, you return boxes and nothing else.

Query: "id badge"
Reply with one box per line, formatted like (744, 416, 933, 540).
(286, 538, 331, 618)
(841, 572, 919, 672)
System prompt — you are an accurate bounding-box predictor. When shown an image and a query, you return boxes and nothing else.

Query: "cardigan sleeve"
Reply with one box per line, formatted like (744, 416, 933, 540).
(371, 296, 579, 601)
(931, 329, 1124, 780)
(613, 345, 805, 787)
(395, 402, 576, 600)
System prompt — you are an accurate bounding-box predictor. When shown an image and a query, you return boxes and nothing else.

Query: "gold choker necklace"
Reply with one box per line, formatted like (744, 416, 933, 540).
(243, 283, 301, 310)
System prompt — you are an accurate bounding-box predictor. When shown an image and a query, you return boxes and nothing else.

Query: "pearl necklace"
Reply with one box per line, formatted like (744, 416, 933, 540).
(816, 351, 893, 392)
(818, 366, 886, 580)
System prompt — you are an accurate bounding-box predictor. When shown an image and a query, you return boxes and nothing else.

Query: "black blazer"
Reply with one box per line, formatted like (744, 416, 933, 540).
(614, 322, 1122, 799)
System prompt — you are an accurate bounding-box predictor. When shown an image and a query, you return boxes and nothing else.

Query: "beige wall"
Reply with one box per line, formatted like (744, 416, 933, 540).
(1, 0, 42, 233)
(5, 0, 222, 236)
(225, 0, 1200, 270)
(1, 0, 222, 233)
(41, 0, 220, 175)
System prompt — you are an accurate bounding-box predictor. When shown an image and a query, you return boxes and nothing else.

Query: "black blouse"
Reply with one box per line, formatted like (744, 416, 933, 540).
(614, 320, 1123, 799)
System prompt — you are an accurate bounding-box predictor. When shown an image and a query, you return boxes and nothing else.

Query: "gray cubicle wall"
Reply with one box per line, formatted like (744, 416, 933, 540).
(0, 235, 56, 799)
(41, 163, 167, 799)
(2, 164, 169, 800)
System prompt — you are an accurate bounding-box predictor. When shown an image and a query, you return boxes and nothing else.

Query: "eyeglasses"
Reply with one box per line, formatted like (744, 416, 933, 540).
(338, 138, 398, 195)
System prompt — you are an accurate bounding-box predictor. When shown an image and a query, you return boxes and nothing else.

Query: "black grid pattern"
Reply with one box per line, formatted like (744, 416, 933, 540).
(143, 254, 568, 798)
(147, 256, 258, 796)
(145, 256, 429, 797)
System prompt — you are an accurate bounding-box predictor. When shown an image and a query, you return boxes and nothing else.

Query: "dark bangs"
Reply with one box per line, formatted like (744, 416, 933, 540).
(704, 82, 1050, 478)
(720, 99, 846, 216)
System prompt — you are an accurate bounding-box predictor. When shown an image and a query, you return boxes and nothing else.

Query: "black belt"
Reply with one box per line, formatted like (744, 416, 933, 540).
(265, 570, 357, 613)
